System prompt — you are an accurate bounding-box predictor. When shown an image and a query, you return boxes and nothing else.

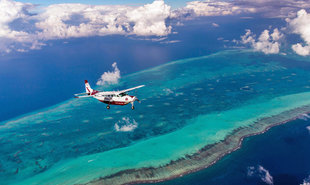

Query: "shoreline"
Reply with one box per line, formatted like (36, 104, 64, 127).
(86, 105, 310, 185)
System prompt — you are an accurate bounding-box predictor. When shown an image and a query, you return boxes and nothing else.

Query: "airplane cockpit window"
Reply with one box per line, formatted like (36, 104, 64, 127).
(119, 93, 127, 97)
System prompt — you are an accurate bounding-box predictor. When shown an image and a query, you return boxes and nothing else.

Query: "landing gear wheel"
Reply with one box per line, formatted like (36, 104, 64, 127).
(131, 106, 135, 110)
(107, 105, 110, 109)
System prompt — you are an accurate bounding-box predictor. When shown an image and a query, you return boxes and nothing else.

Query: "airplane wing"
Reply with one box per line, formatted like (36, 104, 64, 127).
(74, 92, 92, 98)
(117, 85, 145, 94)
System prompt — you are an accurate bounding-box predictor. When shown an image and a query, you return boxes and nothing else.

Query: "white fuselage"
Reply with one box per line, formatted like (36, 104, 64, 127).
(92, 91, 136, 105)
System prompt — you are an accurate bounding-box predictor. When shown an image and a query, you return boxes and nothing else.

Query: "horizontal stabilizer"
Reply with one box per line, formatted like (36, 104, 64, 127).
(74, 92, 89, 96)
(74, 95, 93, 98)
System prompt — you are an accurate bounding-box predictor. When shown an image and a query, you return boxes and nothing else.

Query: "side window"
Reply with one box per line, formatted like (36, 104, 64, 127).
(120, 93, 127, 97)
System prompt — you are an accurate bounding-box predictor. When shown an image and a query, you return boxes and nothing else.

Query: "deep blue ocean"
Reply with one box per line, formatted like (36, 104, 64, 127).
(144, 118, 310, 185)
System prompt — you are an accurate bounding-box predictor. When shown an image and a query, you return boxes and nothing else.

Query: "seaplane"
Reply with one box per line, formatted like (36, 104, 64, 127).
(74, 80, 145, 110)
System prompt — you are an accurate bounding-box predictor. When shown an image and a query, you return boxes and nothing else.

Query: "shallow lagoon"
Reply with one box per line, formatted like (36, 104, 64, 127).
(1, 50, 310, 184)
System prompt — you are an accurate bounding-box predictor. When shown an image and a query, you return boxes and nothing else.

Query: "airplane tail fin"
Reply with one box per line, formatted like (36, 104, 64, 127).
(85, 80, 93, 95)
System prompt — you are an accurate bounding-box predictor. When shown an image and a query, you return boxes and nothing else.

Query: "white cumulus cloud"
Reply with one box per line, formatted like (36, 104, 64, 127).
(301, 175, 310, 185)
(126, 0, 171, 36)
(287, 9, 310, 56)
(292, 44, 310, 56)
(171, 0, 310, 19)
(0, 0, 172, 53)
(298, 113, 310, 121)
(241, 28, 283, 54)
(96, 62, 121, 86)
(0, 0, 31, 38)
(233, 0, 310, 18)
(36, 0, 171, 39)
(212, 23, 219, 27)
(183, 1, 246, 17)
(0, 0, 41, 53)
(171, 0, 255, 19)
(307, 126, 310, 134)
(247, 165, 274, 185)
(114, 117, 138, 132)
(3, 0, 310, 54)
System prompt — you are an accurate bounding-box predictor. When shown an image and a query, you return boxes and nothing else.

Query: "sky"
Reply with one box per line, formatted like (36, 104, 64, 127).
(0, 0, 310, 122)
(1, 0, 310, 55)
(17, 0, 189, 8)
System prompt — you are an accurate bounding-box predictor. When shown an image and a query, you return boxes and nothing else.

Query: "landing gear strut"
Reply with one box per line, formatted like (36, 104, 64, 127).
(131, 102, 134, 110)
(107, 105, 110, 109)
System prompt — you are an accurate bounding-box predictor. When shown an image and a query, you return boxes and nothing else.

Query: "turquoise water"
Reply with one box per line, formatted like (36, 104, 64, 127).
(15, 92, 310, 185)
(143, 115, 310, 185)
(1, 50, 310, 184)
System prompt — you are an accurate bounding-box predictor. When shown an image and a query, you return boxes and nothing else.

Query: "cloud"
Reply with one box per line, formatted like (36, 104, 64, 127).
(298, 113, 310, 121)
(307, 126, 310, 134)
(172, 0, 310, 20)
(160, 40, 180, 44)
(96, 62, 121, 86)
(0, 0, 41, 53)
(212, 23, 219, 27)
(241, 28, 283, 54)
(3, 0, 310, 53)
(162, 88, 184, 96)
(36, 0, 171, 39)
(0, 0, 32, 38)
(163, 88, 174, 95)
(114, 117, 138, 132)
(125, 0, 171, 36)
(301, 175, 310, 185)
(247, 165, 274, 185)
(0, 0, 172, 53)
(292, 44, 310, 56)
(183, 1, 250, 17)
(171, 0, 254, 19)
(287, 9, 310, 56)
(234, 0, 310, 18)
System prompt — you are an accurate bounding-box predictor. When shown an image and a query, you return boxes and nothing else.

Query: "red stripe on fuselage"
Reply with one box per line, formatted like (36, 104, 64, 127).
(99, 100, 129, 105)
